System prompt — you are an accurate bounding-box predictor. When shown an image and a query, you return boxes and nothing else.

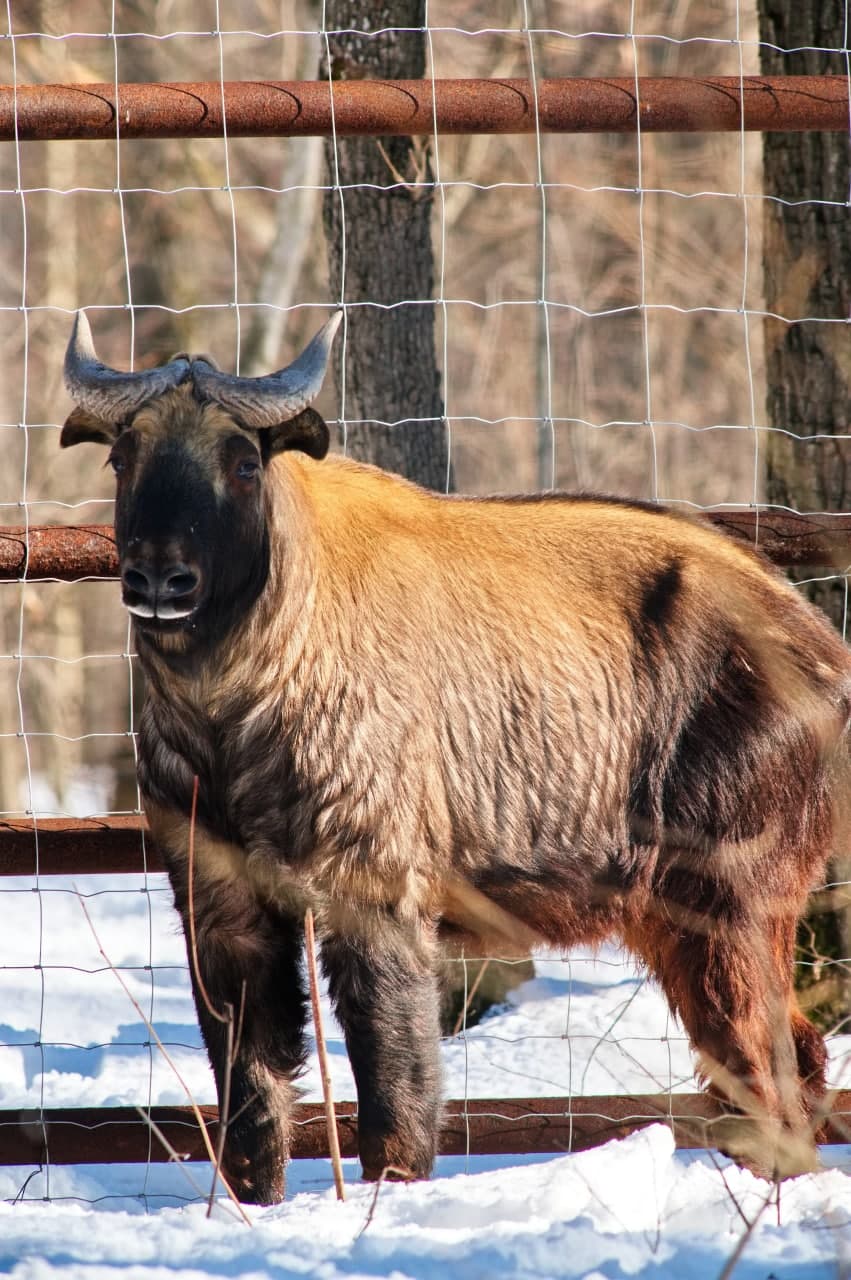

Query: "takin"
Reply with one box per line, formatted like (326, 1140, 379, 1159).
(61, 310, 851, 1203)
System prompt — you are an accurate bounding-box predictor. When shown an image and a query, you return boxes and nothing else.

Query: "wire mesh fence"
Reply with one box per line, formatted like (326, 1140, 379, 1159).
(0, 5, 850, 1268)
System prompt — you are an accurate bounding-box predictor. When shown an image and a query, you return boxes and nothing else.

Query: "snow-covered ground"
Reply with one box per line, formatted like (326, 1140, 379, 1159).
(2, 870, 851, 1277)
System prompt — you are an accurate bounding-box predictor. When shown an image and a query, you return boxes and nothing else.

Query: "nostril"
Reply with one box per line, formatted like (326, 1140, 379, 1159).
(163, 567, 199, 600)
(122, 566, 152, 597)
(121, 561, 199, 608)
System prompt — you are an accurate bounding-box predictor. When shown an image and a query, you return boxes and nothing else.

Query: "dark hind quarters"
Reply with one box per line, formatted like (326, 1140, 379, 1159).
(662, 646, 783, 842)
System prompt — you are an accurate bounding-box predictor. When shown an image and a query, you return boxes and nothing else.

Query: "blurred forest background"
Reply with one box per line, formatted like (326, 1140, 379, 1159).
(0, 0, 829, 837)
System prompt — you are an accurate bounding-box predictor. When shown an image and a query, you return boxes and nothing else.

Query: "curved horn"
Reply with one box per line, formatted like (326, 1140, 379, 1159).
(191, 312, 342, 427)
(64, 311, 191, 420)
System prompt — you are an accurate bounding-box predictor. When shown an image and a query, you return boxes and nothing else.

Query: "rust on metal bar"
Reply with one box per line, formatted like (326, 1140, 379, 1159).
(706, 509, 851, 569)
(0, 1093, 849, 1165)
(0, 525, 117, 582)
(0, 76, 849, 142)
(0, 511, 849, 589)
(0, 816, 160, 877)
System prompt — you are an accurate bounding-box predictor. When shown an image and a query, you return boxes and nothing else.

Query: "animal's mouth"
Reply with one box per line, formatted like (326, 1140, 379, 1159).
(120, 560, 202, 630)
(124, 598, 197, 629)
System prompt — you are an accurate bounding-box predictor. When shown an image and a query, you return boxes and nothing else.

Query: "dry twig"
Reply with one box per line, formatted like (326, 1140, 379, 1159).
(715, 1179, 779, 1280)
(185, 776, 247, 1218)
(451, 957, 491, 1038)
(76, 890, 252, 1226)
(304, 907, 346, 1201)
(134, 1106, 211, 1203)
(356, 1164, 412, 1239)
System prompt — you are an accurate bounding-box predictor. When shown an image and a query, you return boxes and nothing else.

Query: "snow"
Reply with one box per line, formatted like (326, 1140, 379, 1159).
(2, 1129, 851, 1278)
(2, 868, 851, 1276)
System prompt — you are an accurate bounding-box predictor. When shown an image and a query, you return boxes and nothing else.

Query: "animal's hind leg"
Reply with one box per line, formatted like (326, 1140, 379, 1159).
(628, 910, 823, 1179)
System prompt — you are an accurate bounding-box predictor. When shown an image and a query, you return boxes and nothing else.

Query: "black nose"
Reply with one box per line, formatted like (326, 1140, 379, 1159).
(121, 561, 200, 605)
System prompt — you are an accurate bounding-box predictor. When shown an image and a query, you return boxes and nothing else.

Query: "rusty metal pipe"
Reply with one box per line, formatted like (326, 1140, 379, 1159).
(0, 76, 849, 142)
(0, 512, 849, 587)
(0, 816, 157, 876)
(0, 525, 117, 582)
(1, 1093, 849, 1165)
(707, 509, 851, 569)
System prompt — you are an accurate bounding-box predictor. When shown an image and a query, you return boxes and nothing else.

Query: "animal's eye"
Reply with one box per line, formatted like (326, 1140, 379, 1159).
(235, 458, 260, 481)
(108, 453, 126, 475)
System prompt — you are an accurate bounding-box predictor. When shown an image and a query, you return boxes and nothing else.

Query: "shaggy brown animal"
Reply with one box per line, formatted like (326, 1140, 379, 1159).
(62, 311, 851, 1203)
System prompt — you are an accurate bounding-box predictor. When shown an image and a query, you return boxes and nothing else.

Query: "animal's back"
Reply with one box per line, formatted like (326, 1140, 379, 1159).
(297, 452, 850, 685)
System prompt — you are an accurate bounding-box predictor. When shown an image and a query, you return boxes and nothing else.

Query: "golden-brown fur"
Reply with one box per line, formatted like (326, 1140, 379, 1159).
(63, 385, 851, 1200)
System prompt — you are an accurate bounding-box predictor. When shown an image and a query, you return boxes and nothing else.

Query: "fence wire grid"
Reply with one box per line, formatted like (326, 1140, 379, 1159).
(0, 0, 850, 1251)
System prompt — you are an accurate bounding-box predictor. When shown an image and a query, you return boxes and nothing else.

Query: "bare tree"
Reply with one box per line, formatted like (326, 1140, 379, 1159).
(759, 0, 851, 1025)
(320, 1, 450, 490)
(759, 1, 851, 629)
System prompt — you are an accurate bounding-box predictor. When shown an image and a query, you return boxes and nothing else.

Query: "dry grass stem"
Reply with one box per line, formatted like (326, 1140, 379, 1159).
(185, 775, 245, 1218)
(706, 1149, 753, 1231)
(715, 1180, 778, 1280)
(452, 957, 492, 1037)
(187, 776, 230, 1029)
(134, 1106, 216, 1205)
(356, 1165, 413, 1239)
(304, 907, 346, 1202)
(76, 891, 252, 1226)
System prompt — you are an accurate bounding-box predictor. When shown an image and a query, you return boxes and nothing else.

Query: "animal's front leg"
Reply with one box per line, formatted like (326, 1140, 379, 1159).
(321, 924, 443, 1181)
(165, 854, 309, 1204)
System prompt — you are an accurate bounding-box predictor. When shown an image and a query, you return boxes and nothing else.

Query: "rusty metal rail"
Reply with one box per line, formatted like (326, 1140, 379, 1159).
(1, 75, 850, 142)
(706, 509, 851, 568)
(0, 525, 118, 582)
(1, 511, 851, 586)
(2, 1092, 849, 1166)
(0, 816, 156, 876)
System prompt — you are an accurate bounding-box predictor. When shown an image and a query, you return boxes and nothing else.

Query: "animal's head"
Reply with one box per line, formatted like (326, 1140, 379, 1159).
(61, 311, 340, 652)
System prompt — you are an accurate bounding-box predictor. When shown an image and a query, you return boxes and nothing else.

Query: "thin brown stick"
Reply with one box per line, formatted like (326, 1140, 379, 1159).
(184, 776, 241, 1218)
(134, 1106, 213, 1204)
(304, 907, 346, 1201)
(452, 957, 492, 1038)
(208, 978, 249, 1205)
(232, 980, 248, 1067)
(356, 1164, 412, 1238)
(187, 776, 228, 1026)
(707, 1149, 752, 1231)
(76, 892, 252, 1225)
(715, 1180, 778, 1280)
(206, 1004, 235, 1220)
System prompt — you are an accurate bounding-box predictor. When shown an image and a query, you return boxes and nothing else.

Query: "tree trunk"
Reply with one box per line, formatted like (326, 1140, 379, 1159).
(321, 1, 450, 490)
(759, 0, 851, 1025)
(759, 2, 851, 629)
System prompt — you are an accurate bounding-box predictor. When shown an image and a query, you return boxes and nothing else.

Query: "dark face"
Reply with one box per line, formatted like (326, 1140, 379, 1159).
(109, 391, 271, 654)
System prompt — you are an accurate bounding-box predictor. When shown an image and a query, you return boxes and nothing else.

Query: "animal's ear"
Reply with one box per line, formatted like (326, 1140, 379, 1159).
(60, 406, 120, 448)
(264, 408, 329, 460)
